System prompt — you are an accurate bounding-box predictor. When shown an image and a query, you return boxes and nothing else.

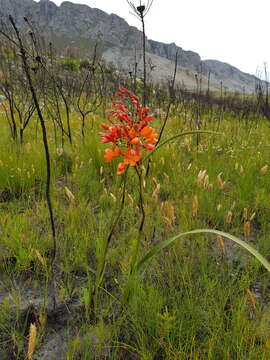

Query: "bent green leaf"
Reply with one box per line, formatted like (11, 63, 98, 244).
(142, 130, 220, 163)
(134, 229, 270, 273)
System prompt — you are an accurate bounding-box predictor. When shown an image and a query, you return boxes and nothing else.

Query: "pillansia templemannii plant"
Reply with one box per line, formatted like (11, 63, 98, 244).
(94, 88, 270, 314)
(93, 88, 157, 311)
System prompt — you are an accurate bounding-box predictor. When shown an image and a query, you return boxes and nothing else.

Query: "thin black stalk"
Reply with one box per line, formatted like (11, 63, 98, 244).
(129, 165, 145, 272)
(146, 50, 178, 176)
(140, 13, 147, 107)
(127, 1, 154, 106)
(8, 16, 57, 308)
(157, 50, 178, 145)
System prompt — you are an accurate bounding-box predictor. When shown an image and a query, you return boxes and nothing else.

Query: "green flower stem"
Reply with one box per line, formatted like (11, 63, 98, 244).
(122, 165, 145, 305)
(130, 165, 145, 270)
(92, 170, 128, 313)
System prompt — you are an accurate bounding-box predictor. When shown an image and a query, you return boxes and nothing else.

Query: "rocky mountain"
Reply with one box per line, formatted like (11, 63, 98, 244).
(0, 0, 258, 92)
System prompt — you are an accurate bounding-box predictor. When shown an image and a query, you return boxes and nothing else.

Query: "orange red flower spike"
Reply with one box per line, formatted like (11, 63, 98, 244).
(99, 88, 158, 174)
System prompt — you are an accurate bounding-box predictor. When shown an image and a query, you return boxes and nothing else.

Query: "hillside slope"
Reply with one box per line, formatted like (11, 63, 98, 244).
(0, 0, 258, 92)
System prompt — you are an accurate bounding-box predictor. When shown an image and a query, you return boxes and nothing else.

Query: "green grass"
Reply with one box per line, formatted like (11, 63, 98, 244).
(1, 107, 270, 359)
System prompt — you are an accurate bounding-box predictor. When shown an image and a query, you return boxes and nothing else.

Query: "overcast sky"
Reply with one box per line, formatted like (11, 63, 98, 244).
(36, 0, 270, 77)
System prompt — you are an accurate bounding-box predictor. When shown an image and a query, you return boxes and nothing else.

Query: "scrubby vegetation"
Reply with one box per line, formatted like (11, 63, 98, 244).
(1, 12, 270, 360)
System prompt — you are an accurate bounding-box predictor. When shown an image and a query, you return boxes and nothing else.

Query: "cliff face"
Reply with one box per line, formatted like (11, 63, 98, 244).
(0, 0, 257, 92)
(0, 0, 36, 25)
(148, 40, 201, 71)
(202, 60, 257, 90)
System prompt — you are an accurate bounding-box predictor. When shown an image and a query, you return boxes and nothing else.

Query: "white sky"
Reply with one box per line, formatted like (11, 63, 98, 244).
(35, 0, 270, 76)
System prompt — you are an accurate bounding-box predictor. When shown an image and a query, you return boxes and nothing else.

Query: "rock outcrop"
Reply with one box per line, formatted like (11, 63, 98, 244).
(0, 0, 258, 92)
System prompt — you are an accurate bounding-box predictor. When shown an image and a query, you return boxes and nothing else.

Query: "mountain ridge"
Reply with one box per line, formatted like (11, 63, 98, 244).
(0, 0, 258, 92)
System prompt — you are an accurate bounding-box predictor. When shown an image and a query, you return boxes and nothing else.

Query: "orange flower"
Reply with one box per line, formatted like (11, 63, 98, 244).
(99, 125, 121, 144)
(99, 88, 158, 174)
(117, 162, 126, 175)
(124, 147, 142, 166)
(130, 137, 141, 146)
(139, 126, 158, 144)
(104, 146, 122, 162)
(116, 148, 142, 174)
(143, 143, 155, 151)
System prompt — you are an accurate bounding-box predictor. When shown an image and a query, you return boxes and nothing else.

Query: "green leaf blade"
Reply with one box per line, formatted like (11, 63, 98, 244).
(135, 229, 270, 273)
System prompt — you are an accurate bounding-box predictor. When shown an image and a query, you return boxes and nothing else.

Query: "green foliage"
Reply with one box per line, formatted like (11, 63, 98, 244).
(60, 57, 78, 71)
(1, 105, 270, 358)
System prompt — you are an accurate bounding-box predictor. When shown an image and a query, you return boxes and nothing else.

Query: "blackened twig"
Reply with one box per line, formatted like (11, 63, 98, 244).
(8, 16, 57, 309)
